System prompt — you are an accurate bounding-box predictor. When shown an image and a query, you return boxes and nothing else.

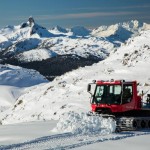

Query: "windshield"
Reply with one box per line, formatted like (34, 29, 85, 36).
(92, 85, 122, 104)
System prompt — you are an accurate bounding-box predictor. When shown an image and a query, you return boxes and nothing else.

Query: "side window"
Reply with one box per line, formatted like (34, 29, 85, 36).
(113, 85, 122, 104)
(109, 85, 121, 95)
(122, 85, 133, 104)
(114, 85, 122, 94)
(95, 86, 104, 97)
(94, 86, 104, 103)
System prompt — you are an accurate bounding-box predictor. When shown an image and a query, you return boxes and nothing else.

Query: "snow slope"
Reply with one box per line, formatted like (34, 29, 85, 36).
(0, 86, 23, 113)
(0, 64, 48, 87)
(0, 35, 12, 51)
(1, 29, 150, 125)
(0, 64, 48, 113)
(16, 48, 57, 62)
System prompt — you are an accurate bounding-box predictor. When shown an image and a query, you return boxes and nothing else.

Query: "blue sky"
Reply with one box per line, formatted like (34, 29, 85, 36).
(0, 0, 150, 29)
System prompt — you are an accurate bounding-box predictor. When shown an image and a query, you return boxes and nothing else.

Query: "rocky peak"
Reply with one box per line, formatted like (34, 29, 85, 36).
(28, 16, 35, 27)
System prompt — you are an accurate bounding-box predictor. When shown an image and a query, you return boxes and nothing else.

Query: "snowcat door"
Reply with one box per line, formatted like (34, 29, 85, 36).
(121, 84, 134, 111)
(93, 84, 122, 105)
(91, 84, 123, 113)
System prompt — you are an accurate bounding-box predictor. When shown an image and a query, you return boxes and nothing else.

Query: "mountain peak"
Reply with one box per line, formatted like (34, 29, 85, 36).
(71, 26, 90, 37)
(19, 16, 54, 38)
(20, 17, 35, 29)
(28, 16, 35, 27)
(54, 25, 68, 33)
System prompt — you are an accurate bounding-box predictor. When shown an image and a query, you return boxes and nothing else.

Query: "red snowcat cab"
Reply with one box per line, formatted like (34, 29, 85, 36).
(87, 80, 150, 130)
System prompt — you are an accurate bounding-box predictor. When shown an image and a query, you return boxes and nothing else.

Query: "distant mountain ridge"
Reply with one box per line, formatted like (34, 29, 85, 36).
(91, 20, 150, 42)
(0, 17, 150, 80)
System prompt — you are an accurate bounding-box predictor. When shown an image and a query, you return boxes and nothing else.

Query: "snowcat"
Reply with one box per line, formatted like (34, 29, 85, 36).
(87, 80, 150, 131)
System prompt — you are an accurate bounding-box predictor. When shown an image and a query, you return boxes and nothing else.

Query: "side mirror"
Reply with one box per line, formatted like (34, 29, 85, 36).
(87, 84, 91, 92)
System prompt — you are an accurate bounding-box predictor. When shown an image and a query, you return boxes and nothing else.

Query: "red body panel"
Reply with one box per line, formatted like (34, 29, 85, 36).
(91, 80, 142, 113)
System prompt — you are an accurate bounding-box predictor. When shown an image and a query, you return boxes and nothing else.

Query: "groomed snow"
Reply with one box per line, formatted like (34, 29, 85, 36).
(0, 121, 149, 150)
(76, 133, 150, 150)
(0, 121, 57, 145)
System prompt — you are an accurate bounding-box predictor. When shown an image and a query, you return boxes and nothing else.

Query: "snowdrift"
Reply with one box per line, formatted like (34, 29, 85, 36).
(53, 112, 116, 134)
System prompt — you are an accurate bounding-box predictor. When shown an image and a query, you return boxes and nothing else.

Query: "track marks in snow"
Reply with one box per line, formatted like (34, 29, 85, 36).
(0, 131, 150, 150)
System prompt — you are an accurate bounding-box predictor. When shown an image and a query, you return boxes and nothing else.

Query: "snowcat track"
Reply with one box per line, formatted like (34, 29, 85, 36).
(87, 112, 150, 132)
(2, 131, 150, 150)
(116, 117, 150, 131)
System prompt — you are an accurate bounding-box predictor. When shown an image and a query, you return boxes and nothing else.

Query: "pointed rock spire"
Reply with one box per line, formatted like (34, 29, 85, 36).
(28, 16, 35, 27)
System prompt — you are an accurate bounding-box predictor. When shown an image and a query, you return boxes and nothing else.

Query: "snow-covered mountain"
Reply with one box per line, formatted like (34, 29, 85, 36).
(0, 17, 54, 42)
(0, 20, 114, 61)
(92, 20, 150, 42)
(0, 64, 48, 113)
(1, 19, 149, 62)
(71, 26, 90, 36)
(50, 25, 90, 37)
(1, 29, 150, 125)
(0, 18, 114, 80)
(1, 18, 149, 81)
(49, 25, 68, 34)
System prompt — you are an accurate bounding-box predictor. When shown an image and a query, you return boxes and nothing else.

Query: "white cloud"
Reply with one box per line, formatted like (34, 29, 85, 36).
(35, 11, 139, 20)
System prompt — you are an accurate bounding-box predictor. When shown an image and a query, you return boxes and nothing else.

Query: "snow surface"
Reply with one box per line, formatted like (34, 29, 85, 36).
(16, 48, 57, 62)
(0, 121, 150, 150)
(0, 64, 48, 113)
(0, 64, 48, 87)
(0, 86, 23, 112)
(0, 35, 12, 51)
(0, 35, 8, 42)
(76, 133, 150, 150)
(0, 121, 57, 145)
